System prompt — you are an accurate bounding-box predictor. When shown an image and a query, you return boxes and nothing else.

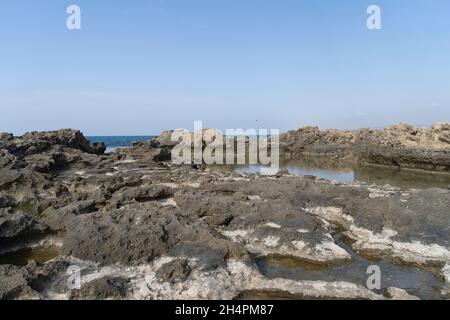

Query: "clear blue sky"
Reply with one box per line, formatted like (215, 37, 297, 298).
(1, 0, 449, 135)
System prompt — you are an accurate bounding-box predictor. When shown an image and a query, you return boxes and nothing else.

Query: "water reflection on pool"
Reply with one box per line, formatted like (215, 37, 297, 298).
(235, 164, 355, 183)
(233, 158, 450, 190)
(0, 247, 60, 267)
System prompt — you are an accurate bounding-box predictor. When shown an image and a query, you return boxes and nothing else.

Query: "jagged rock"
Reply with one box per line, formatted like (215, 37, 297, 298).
(279, 123, 450, 173)
(280, 126, 356, 161)
(41, 200, 99, 231)
(69, 277, 130, 300)
(0, 129, 105, 157)
(0, 208, 47, 242)
(386, 287, 420, 300)
(0, 149, 16, 168)
(0, 197, 14, 208)
(0, 169, 22, 190)
(156, 259, 191, 284)
(153, 130, 177, 148)
(0, 260, 71, 300)
(61, 202, 249, 267)
(116, 141, 171, 163)
(355, 123, 450, 172)
(110, 185, 173, 207)
(154, 128, 225, 149)
(0, 130, 108, 175)
(23, 153, 69, 173)
(0, 264, 40, 300)
(0, 168, 66, 210)
(2, 126, 450, 300)
(0, 133, 13, 141)
(174, 184, 350, 264)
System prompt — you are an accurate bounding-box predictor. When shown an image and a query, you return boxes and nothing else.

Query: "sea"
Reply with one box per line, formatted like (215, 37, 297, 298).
(87, 136, 156, 153)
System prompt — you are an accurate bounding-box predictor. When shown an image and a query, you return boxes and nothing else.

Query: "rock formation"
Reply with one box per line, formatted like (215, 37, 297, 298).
(355, 123, 450, 172)
(1, 128, 450, 300)
(280, 123, 450, 174)
(280, 126, 356, 160)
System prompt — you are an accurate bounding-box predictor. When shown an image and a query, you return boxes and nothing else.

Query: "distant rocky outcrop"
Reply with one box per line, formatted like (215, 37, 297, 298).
(279, 126, 356, 165)
(152, 129, 179, 148)
(148, 129, 267, 165)
(0, 129, 106, 173)
(153, 128, 227, 149)
(355, 123, 450, 172)
(280, 123, 450, 173)
(0, 129, 106, 157)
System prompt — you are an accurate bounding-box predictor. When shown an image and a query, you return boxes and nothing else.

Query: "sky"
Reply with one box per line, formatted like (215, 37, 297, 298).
(1, 0, 449, 135)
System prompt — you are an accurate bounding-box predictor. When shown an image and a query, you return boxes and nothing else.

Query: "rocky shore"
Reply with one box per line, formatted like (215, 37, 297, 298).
(1, 126, 450, 300)
(281, 123, 450, 173)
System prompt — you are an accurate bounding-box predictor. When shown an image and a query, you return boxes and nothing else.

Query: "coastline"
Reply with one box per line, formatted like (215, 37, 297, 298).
(1, 125, 450, 300)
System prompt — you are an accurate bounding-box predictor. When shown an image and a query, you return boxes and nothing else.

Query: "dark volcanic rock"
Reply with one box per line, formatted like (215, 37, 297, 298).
(0, 168, 61, 207)
(22, 153, 69, 173)
(156, 259, 191, 284)
(0, 197, 13, 209)
(0, 129, 105, 157)
(61, 202, 249, 268)
(0, 130, 107, 175)
(0, 149, 16, 168)
(111, 185, 173, 206)
(2, 126, 450, 300)
(0, 260, 71, 300)
(0, 208, 47, 242)
(117, 138, 172, 163)
(41, 200, 99, 231)
(0, 169, 22, 190)
(69, 277, 130, 300)
(0, 264, 39, 300)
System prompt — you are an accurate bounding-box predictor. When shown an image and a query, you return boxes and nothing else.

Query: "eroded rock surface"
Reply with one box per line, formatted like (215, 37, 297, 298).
(0, 208, 47, 243)
(355, 123, 450, 172)
(280, 126, 356, 161)
(1, 128, 450, 300)
(280, 123, 450, 174)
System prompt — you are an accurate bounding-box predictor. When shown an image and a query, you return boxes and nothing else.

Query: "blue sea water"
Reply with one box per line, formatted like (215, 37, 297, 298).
(87, 136, 155, 152)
